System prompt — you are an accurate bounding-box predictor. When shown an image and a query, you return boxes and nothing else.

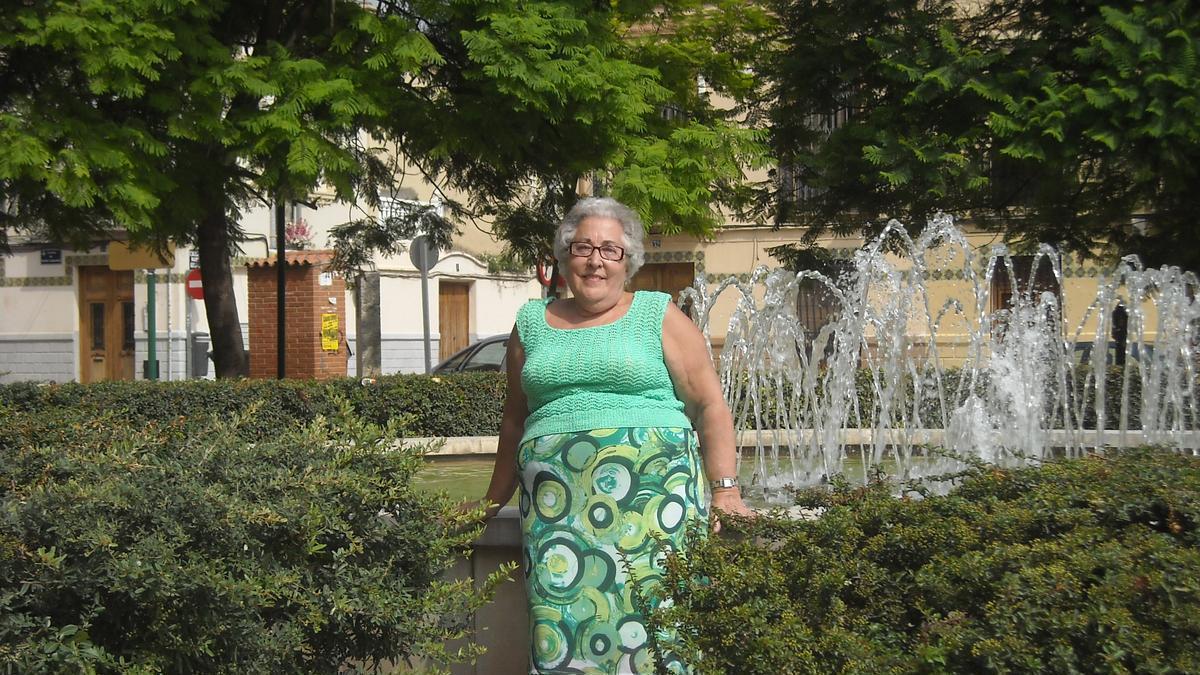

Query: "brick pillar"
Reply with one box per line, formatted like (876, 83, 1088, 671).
(246, 251, 347, 380)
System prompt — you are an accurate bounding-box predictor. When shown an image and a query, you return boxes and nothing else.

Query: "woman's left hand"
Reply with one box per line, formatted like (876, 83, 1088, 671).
(710, 489, 754, 533)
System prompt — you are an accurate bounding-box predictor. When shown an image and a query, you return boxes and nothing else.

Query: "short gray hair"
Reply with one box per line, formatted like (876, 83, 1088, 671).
(554, 197, 646, 280)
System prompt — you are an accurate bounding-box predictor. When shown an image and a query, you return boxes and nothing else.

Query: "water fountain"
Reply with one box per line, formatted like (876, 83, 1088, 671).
(682, 215, 1200, 501)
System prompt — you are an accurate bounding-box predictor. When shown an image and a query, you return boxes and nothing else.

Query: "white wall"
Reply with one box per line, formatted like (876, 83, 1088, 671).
(368, 249, 539, 374)
(1, 282, 77, 335)
(0, 334, 75, 383)
(0, 189, 539, 381)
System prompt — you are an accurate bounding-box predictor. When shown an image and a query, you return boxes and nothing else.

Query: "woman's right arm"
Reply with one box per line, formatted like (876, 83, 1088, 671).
(476, 324, 528, 520)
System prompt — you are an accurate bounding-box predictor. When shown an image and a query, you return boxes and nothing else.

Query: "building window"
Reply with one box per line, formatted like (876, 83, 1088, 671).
(660, 102, 686, 122)
(987, 154, 1038, 208)
(989, 255, 1063, 346)
(990, 255, 1061, 313)
(90, 303, 105, 350)
(380, 197, 417, 222)
(796, 278, 842, 339)
(797, 279, 840, 335)
(122, 302, 135, 352)
(379, 196, 443, 237)
(778, 107, 854, 206)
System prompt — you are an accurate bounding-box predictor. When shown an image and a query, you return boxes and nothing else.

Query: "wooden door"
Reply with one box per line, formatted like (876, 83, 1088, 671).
(630, 262, 696, 304)
(79, 267, 135, 382)
(439, 281, 471, 359)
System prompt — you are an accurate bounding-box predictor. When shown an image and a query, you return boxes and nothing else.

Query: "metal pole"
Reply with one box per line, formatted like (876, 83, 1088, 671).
(165, 270, 172, 381)
(146, 270, 158, 380)
(185, 291, 192, 379)
(276, 201, 286, 379)
(420, 250, 432, 374)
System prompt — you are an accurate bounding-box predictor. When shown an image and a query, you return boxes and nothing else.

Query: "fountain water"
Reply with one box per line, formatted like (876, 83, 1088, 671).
(682, 215, 1200, 501)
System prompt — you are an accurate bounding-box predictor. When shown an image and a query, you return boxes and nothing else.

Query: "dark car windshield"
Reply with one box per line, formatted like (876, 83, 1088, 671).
(436, 349, 471, 372)
(462, 339, 507, 372)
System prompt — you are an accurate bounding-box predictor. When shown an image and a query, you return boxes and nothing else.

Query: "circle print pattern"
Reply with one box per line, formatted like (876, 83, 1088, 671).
(533, 470, 571, 523)
(588, 452, 638, 505)
(531, 614, 572, 671)
(562, 434, 600, 472)
(517, 427, 707, 674)
(532, 528, 589, 604)
(657, 494, 687, 534)
(584, 621, 620, 664)
(582, 494, 621, 543)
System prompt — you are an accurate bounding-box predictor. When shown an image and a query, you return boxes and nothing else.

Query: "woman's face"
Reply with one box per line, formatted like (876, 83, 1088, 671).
(563, 216, 628, 306)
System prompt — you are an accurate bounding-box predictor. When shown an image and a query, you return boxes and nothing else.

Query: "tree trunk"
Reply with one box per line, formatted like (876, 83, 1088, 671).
(354, 271, 382, 378)
(197, 202, 248, 378)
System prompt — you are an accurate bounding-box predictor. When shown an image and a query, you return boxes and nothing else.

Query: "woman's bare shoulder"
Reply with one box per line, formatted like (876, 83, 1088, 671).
(662, 299, 696, 330)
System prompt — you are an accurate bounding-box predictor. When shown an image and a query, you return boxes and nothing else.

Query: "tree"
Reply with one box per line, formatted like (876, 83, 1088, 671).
(2, 0, 767, 376)
(3, 0, 443, 376)
(764, 0, 1200, 270)
(333, 0, 771, 296)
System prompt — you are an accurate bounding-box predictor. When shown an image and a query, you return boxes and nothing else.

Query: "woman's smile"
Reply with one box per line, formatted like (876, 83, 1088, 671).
(564, 215, 627, 306)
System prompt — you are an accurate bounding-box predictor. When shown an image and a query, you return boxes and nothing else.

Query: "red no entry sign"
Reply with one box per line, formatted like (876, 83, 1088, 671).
(185, 268, 204, 301)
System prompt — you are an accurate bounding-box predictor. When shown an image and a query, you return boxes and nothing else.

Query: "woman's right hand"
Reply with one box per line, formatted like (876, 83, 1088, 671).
(460, 498, 503, 523)
(466, 324, 525, 528)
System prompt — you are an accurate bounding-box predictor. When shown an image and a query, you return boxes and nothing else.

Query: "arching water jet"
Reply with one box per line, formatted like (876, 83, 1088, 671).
(681, 215, 1200, 502)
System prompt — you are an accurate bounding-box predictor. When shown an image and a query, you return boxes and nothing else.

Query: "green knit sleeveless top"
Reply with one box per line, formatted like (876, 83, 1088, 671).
(516, 290, 691, 443)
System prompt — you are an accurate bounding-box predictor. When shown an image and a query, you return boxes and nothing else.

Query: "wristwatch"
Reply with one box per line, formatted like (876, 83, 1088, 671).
(709, 477, 738, 490)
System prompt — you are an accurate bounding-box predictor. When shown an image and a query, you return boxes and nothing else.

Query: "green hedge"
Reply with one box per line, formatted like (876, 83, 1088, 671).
(647, 449, 1200, 674)
(0, 400, 505, 672)
(731, 366, 1153, 431)
(0, 364, 1166, 439)
(0, 372, 507, 439)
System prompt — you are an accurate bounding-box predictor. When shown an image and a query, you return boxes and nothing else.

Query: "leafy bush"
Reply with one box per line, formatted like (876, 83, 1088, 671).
(352, 373, 506, 437)
(731, 366, 1151, 431)
(0, 400, 506, 672)
(0, 372, 508, 438)
(648, 450, 1200, 674)
(0, 363, 1157, 440)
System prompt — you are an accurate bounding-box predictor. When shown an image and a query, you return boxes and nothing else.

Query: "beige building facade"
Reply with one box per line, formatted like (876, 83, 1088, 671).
(629, 222, 1158, 366)
(0, 170, 1155, 383)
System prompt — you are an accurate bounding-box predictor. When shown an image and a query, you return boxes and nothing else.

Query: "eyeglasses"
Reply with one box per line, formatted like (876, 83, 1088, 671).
(568, 241, 625, 261)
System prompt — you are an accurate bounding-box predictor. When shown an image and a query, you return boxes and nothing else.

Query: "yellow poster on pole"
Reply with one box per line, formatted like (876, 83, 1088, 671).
(321, 313, 339, 351)
(108, 241, 175, 270)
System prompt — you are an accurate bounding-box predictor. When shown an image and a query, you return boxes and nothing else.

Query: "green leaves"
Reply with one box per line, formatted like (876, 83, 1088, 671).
(0, 390, 502, 671)
(647, 450, 1200, 673)
(0, 373, 510, 439)
(0, 0, 773, 371)
(2, 0, 766, 265)
(763, 0, 1200, 269)
(611, 120, 767, 236)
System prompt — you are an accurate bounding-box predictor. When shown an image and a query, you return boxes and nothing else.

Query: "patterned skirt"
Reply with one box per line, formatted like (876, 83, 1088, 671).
(517, 427, 708, 674)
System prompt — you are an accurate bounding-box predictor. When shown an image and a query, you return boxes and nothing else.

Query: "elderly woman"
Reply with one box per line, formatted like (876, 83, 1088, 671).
(476, 197, 750, 674)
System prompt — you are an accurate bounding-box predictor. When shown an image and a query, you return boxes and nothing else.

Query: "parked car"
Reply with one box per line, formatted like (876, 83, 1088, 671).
(432, 334, 508, 374)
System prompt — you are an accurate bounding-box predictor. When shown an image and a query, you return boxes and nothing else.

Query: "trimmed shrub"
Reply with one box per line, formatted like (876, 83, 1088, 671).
(352, 373, 506, 436)
(731, 365, 1153, 431)
(0, 363, 1163, 439)
(0, 401, 506, 672)
(0, 372, 507, 439)
(648, 449, 1200, 674)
